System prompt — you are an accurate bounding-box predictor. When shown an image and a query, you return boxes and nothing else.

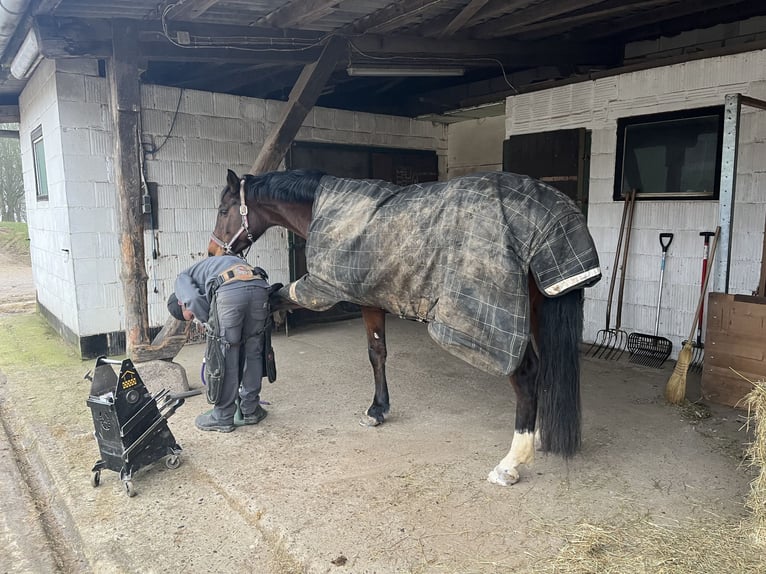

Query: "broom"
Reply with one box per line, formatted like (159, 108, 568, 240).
(665, 226, 720, 404)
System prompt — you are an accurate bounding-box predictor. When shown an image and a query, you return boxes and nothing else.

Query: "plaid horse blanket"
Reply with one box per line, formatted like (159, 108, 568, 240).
(280, 172, 601, 376)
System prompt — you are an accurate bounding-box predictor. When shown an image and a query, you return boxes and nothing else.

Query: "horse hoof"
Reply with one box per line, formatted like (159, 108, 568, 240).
(487, 466, 519, 486)
(359, 415, 382, 427)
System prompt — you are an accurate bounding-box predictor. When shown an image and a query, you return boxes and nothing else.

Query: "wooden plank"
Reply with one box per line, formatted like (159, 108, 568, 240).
(701, 365, 756, 408)
(250, 35, 346, 175)
(438, 0, 490, 37)
(258, 0, 340, 28)
(341, 0, 443, 34)
(470, 0, 606, 38)
(109, 19, 150, 356)
(165, 0, 221, 21)
(702, 293, 766, 408)
(759, 210, 766, 297)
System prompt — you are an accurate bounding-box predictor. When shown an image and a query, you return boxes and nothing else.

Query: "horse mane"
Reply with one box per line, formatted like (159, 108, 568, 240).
(239, 170, 325, 204)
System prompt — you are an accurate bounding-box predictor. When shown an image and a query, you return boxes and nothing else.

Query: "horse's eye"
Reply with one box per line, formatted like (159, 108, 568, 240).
(218, 208, 228, 216)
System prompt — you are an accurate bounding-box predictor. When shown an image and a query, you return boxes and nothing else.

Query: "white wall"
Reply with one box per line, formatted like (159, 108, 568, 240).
(20, 60, 449, 342)
(446, 115, 504, 178)
(19, 59, 81, 336)
(506, 49, 766, 356)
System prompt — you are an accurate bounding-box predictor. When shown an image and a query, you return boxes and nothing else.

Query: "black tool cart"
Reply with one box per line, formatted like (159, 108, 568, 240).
(87, 356, 185, 497)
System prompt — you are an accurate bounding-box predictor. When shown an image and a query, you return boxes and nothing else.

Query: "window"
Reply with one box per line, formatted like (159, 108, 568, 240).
(614, 106, 724, 200)
(31, 125, 48, 200)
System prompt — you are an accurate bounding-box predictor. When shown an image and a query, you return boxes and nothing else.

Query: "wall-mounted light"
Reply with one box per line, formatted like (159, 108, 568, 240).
(347, 66, 465, 77)
(10, 29, 43, 80)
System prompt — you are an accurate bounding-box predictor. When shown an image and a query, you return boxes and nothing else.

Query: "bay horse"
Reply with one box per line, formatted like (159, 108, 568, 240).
(208, 169, 601, 485)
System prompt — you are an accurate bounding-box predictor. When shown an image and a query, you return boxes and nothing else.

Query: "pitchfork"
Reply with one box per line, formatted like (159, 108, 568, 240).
(588, 190, 635, 359)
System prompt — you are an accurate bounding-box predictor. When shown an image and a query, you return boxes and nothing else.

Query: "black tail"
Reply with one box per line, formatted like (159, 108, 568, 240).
(537, 288, 583, 457)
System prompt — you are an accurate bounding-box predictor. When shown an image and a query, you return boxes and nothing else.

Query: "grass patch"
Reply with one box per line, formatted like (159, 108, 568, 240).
(0, 313, 83, 370)
(0, 221, 30, 258)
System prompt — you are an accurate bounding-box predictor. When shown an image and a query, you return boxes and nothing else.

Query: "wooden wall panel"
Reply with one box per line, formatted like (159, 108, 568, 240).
(702, 293, 766, 407)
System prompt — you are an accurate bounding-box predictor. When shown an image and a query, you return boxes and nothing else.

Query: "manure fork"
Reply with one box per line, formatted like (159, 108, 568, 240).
(588, 190, 635, 359)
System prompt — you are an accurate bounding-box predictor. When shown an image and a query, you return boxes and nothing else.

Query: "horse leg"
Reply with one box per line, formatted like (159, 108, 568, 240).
(360, 306, 390, 427)
(487, 344, 540, 486)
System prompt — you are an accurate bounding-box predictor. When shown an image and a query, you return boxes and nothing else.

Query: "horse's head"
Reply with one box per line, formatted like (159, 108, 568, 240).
(208, 169, 269, 256)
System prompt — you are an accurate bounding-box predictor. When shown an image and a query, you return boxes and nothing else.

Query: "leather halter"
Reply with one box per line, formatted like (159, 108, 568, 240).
(210, 178, 254, 256)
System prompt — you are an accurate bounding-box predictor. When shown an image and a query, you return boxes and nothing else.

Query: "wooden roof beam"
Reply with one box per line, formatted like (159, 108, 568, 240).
(470, 0, 610, 38)
(258, 0, 341, 28)
(251, 35, 346, 174)
(342, 0, 443, 34)
(165, 0, 222, 21)
(438, 0, 491, 37)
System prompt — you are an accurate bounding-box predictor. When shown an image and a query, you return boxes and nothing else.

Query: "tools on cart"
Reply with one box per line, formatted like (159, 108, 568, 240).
(87, 356, 186, 497)
(666, 227, 720, 404)
(685, 231, 716, 373)
(627, 233, 674, 368)
(588, 190, 635, 359)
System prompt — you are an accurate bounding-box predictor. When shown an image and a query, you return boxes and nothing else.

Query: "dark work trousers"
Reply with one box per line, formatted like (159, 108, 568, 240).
(210, 279, 270, 423)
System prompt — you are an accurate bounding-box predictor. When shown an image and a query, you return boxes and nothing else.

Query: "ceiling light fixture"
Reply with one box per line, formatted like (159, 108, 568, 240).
(346, 66, 465, 77)
(10, 29, 42, 80)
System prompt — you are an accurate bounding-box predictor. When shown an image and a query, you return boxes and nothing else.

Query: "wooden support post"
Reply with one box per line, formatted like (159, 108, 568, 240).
(251, 35, 346, 174)
(110, 19, 150, 356)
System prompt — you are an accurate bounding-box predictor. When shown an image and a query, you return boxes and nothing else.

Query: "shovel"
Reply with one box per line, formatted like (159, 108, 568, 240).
(628, 233, 674, 368)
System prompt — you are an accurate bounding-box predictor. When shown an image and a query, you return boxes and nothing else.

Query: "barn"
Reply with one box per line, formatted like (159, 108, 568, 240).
(1, 1, 765, 403)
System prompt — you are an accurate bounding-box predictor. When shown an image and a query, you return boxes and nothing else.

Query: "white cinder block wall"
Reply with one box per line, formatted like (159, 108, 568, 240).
(20, 59, 80, 337)
(20, 58, 448, 348)
(506, 49, 766, 357)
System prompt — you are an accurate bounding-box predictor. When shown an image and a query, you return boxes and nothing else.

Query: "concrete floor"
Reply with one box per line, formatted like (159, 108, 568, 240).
(0, 310, 758, 573)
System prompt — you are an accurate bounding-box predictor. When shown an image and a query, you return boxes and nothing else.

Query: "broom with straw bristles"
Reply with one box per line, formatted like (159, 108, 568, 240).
(665, 226, 720, 404)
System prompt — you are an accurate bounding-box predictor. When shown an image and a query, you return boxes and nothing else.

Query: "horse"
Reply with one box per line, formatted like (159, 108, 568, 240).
(208, 169, 601, 485)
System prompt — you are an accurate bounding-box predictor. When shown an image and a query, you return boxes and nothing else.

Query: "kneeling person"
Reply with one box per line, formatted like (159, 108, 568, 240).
(168, 255, 271, 433)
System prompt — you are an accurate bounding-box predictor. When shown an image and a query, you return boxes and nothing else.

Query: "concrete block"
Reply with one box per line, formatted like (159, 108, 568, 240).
(240, 98, 266, 121)
(89, 129, 112, 156)
(213, 92, 241, 118)
(56, 72, 86, 102)
(84, 76, 109, 104)
(334, 109, 355, 131)
(55, 59, 99, 76)
(183, 89, 214, 115)
(59, 101, 107, 130)
(64, 154, 109, 183)
(60, 128, 90, 155)
(171, 113, 201, 139)
(314, 107, 335, 129)
(65, 182, 97, 208)
(353, 112, 374, 133)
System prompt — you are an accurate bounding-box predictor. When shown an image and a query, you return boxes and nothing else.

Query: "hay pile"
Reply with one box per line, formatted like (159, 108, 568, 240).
(538, 516, 764, 574)
(744, 378, 766, 546)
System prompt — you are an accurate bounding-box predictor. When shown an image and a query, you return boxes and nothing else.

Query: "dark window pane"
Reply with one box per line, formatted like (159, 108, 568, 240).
(615, 107, 722, 200)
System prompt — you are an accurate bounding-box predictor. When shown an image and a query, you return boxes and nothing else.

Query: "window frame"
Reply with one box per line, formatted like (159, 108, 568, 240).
(613, 106, 724, 201)
(31, 125, 49, 201)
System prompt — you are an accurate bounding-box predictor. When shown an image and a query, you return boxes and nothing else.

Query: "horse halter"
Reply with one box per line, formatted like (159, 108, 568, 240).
(210, 178, 254, 257)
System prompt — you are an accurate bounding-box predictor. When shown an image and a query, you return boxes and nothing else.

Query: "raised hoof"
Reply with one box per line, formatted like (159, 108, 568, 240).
(359, 414, 382, 427)
(487, 466, 520, 486)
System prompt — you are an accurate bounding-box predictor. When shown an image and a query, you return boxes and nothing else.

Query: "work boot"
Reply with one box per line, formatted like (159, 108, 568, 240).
(195, 410, 235, 433)
(238, 404, 268, 426)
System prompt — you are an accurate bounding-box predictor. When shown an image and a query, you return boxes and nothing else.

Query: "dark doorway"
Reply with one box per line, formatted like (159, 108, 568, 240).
(503, 128, 591, 218)
(285, 142, 439, 326)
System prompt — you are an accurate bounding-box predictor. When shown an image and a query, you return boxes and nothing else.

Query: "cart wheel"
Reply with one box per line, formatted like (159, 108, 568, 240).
(91, 471, 101, 488)
(165, 455, 181, 470)
(124, 480, 136, 497)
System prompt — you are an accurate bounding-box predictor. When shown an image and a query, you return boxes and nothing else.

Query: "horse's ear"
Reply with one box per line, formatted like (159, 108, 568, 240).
(226, 169, 240, 190)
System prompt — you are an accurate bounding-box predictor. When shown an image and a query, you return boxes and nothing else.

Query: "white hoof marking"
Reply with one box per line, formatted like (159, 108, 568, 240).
(487, 466, 520, 486)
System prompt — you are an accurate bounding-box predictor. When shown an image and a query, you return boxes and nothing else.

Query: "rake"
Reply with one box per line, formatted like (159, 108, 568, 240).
(685, 231, 715, 373)
(588, 190, 635, 359)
